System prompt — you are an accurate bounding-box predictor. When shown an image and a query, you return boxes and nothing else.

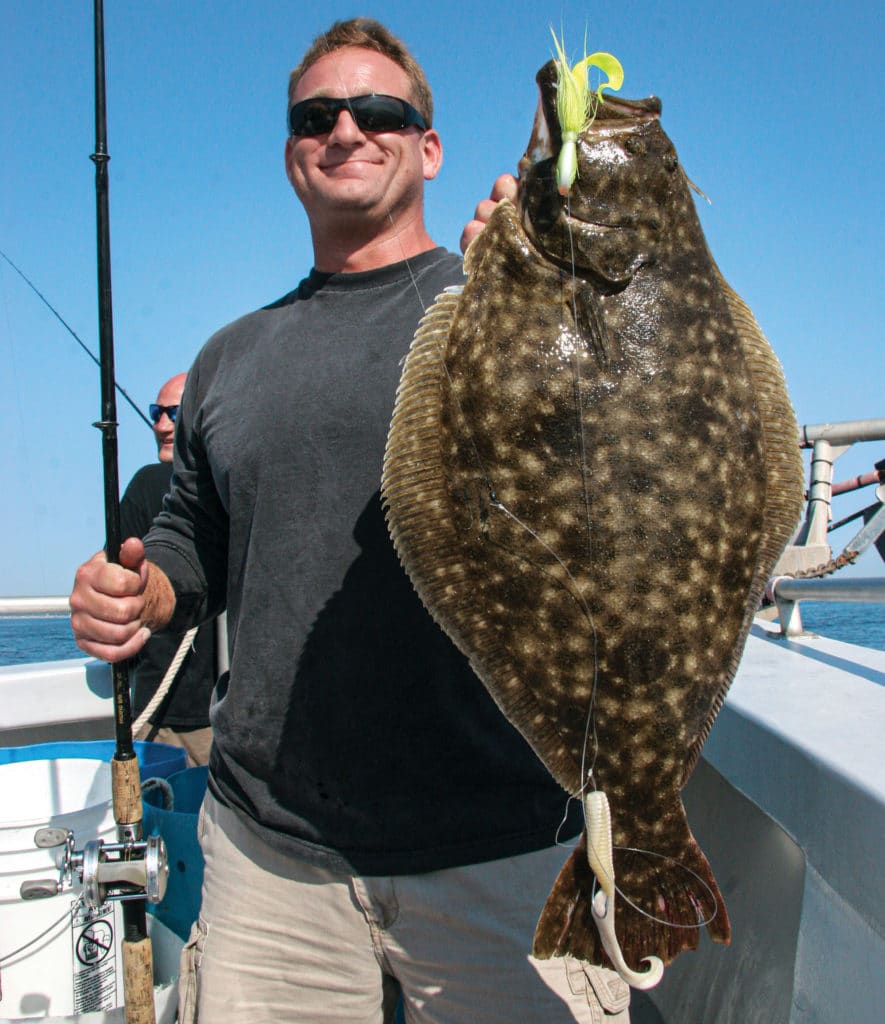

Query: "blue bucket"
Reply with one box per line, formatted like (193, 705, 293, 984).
(0, 740, 187, 780)
(142, 765, 208, 940)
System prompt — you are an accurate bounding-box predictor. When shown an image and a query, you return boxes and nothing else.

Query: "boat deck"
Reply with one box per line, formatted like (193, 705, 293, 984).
(2, 620, 883, 1022)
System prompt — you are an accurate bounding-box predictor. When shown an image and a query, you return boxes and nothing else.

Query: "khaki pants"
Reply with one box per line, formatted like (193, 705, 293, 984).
(135, 724, 213, 768)
(178, 792, 630, 1023)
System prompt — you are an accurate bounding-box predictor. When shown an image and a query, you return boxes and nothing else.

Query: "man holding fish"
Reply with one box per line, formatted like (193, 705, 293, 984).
(69, 17, 629, 1024)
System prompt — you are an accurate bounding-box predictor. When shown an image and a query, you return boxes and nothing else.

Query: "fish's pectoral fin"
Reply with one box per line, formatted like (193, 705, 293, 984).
(574, 283, 612, 367)
(450, 476, 497, 537)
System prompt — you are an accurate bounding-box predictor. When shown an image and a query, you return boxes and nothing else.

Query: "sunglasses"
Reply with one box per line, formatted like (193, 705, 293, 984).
(288, 93, 427, 138)
(149, 404, 179, 424)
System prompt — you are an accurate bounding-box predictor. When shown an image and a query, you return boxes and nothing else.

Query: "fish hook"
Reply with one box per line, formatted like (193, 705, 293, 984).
(584, 790, 665, 990)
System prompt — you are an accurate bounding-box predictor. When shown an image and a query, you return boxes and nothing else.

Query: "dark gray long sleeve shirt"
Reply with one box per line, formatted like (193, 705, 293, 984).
(145, 247, 580, 874)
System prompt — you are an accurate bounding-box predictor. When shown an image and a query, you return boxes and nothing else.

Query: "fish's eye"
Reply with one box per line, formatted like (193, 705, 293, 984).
(624, 136, 643, 155)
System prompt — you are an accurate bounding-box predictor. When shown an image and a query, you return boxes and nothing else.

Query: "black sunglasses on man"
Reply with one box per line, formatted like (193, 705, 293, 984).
(288, 93, 427, 138)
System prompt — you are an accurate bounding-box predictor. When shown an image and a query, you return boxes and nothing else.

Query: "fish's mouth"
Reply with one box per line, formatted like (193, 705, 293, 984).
(545, 207, 652, 287)
(563, 210, 646, 234)
(517, 72, 666, 284)
(562, 198, 662, 240)
(519, 97, 661, 238)
(516, 164, 660, 288)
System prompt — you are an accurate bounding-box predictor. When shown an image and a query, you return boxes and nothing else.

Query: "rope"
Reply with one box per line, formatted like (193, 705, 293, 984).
(141, 775, 175, 812)
(790, 548, 859, 579)
(131, 626, 198, 737)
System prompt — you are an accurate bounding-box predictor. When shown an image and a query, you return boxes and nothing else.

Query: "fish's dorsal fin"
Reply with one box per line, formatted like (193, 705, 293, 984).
(384, 287, 462, 514)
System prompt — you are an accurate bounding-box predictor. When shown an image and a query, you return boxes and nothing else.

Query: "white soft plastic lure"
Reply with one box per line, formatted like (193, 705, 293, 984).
(584, 790, 665, 989)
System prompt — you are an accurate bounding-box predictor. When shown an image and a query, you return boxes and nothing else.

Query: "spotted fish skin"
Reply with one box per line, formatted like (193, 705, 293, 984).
(381, 62, 804, 970)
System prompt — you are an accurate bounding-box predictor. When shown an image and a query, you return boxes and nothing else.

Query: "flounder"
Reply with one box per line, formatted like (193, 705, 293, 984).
(381, 61, 804, 980)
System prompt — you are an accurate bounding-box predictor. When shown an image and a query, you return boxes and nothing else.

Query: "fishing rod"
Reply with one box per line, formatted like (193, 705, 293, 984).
(13, 20, 168, 1013)
(91, 2, 162, 1019)
(0, 248, 153, 429)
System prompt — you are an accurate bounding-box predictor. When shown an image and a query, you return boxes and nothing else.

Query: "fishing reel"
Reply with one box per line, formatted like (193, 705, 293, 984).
(20, 827, 168, 909)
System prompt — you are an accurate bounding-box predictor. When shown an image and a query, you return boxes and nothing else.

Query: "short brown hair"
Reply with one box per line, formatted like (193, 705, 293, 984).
(288, 18, 433, 127)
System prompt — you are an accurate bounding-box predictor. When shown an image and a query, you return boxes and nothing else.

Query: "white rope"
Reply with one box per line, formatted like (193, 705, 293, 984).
(131, 626, 198, 737)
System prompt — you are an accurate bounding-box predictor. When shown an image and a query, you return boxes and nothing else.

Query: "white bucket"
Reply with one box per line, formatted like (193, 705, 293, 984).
(0, 759, 123, 1020)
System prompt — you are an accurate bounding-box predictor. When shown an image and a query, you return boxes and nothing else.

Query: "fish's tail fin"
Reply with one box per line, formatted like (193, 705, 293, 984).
(534, 829, 730, 969)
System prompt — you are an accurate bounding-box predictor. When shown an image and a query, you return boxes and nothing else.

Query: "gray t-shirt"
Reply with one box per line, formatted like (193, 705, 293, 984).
(146, 247, 580, 874)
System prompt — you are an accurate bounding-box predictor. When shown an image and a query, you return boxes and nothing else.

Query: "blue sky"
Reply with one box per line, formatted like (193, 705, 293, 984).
(2, 0, 883, 595)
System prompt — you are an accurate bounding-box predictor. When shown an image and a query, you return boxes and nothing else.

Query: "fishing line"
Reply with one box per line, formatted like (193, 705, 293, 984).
(0, 259, 51, 593)
(389, 140, 604, 809)
(0, 900, 81, 964)
(560, 189, 602, 799)
(0, 248, 153, 429)
(555, 196, 717, 937)
(318, 30, 714, 954)
(591, 846, 720, 931)
(394, 206, 608, 818)
(378, 39, 604, 828)
(387, 207, 436, 320)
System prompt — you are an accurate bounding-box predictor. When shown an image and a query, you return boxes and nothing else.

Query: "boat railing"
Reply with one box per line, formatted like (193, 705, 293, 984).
(767, 575, 885, 637)
(0, 597, 231, 677)
(775, 417, 885, 575)
(765, 416, 885, 637)
(0, 596, 71, 615)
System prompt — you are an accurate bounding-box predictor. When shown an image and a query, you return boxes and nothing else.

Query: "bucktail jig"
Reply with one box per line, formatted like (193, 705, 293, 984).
(550, 31, 623, 196)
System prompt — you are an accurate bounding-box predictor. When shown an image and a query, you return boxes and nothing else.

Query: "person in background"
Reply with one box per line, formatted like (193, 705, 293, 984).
(119, 372, 215, 767)
(69, 19, 628, 1023)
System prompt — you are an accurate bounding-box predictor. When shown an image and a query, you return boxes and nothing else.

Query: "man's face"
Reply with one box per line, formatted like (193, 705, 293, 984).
(284, 47, 441, 229)
(152, 377, 185, 463)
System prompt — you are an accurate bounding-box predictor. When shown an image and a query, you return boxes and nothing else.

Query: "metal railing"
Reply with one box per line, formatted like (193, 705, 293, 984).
(777, 417, 885, 576)
(0, 596, 71, 615)
(0, 598, 230, 675)
(767, 418, 885, 636)
(768, 575, 885, 637)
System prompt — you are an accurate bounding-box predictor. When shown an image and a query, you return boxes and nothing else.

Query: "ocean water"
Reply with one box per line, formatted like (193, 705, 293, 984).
(0, 615, 82, 665)
(795, 600, 885, 652)
(1, 603, 883, 666)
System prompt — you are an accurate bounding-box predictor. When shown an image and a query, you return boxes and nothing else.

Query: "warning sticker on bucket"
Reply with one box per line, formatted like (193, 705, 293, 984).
(71, 901, 119, 1013)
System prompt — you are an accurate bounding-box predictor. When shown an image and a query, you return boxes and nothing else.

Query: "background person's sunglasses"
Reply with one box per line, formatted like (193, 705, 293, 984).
(149, 404, 179, 424)
(288, 94, 427, 137)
